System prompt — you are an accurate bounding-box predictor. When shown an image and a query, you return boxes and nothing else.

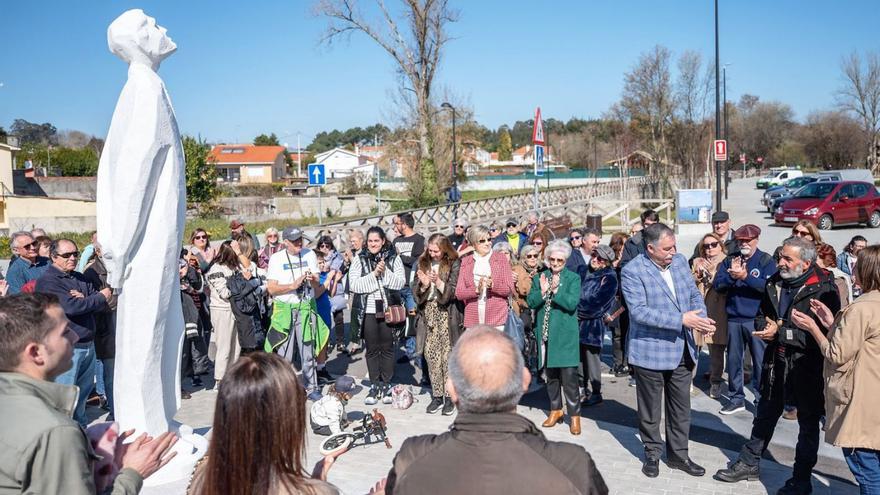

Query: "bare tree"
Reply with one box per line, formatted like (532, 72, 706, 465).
(316, 0, 459, 205)
(668, 51, 713, 188)
(620, 45, 674, 177)
(837, 51, 880, 173)
(801, 110, 865, 168)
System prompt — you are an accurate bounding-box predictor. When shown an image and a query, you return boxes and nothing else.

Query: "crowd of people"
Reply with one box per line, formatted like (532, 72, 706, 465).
(0, 209, 878, 494)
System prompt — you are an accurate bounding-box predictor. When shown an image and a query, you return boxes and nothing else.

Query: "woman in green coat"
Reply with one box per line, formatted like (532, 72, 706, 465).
(527, 239, 582, 436)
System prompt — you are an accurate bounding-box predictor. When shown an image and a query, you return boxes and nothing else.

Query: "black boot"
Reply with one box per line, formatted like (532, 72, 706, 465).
(714, 460, 760, 482)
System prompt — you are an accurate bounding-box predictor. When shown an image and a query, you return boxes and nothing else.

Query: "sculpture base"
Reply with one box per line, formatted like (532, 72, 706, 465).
(142, 422, 209, 487)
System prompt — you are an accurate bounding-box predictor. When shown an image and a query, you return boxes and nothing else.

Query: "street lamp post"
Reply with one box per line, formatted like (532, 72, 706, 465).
(441, 102, 459, 212)
(714, 0, 723, 212)
(723, 64, 730, 199)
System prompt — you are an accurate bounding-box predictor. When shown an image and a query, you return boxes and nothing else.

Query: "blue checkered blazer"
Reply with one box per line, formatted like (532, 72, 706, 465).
(621, 253, 707, 370)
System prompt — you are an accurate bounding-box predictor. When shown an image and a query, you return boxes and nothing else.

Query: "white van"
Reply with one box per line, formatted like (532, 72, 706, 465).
(756, 168, 803, 189)
(816, 169, 875, 184)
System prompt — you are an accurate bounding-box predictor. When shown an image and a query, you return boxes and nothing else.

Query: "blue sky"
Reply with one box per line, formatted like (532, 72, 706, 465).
(1, 1, 877, 146)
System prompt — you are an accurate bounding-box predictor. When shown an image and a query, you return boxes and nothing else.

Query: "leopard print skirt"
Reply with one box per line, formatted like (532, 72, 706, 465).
(423, 300, 451, 398)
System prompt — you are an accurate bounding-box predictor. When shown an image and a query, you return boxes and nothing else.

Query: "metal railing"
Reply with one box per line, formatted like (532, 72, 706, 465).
(301, 176, 664, 241)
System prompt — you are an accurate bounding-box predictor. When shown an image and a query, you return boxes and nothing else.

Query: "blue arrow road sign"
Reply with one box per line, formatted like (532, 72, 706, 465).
(308, 163, 326, 186)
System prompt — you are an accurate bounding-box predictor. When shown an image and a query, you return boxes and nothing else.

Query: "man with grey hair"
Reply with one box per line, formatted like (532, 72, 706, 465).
(383, 325, 608, 495)
(6, 231, 51, 294)
(621, 222, 715, 478)
(715, 236, 840, 494)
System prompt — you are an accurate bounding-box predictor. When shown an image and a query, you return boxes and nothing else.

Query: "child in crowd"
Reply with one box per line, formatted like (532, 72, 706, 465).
(310, 375, 358, 436)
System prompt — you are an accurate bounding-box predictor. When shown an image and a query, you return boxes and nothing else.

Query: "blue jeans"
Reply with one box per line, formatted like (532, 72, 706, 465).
(726, 319, 765, 406)
(101, 358, 115, 415)
(400, 286, 417, 358)
(845, 448, 880, 494)
(54, 343, 96, 426)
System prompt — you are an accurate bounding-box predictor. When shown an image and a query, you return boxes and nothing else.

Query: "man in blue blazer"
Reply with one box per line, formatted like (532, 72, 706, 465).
(621, 223, 716, 479)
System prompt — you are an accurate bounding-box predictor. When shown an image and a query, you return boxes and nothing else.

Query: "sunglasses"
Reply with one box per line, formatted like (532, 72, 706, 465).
(531, 241, 544, 246)
(525, 254, 539, 259)
(793, 230, 810, 237)
(19, 241, 37, 250)
(454, 225, 465, 229)
(477, 238, 490, 244)
(267, 234, 278, 238)
(194, 235, 207, 240)
(55, 251, 79, 259)
(319, 243, 332, 248)
(490, 227, 499, 231)
(570, 236, 582, 241)
(703, 241, 720, 249)
(548, 257, 565, 263)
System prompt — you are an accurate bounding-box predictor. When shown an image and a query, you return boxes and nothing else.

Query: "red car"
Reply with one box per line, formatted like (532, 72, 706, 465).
(774, 180, 880, 230)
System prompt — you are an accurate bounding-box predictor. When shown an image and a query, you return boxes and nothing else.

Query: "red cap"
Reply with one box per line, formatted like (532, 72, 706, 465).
(733, 224, 761, 240)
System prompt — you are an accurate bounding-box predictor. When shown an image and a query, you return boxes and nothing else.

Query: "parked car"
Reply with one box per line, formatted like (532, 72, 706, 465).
(816, 169, 875, 183)
(774, 180, 880, 230)
(756, 168, 803, 189)
(761, 175, 819, 211)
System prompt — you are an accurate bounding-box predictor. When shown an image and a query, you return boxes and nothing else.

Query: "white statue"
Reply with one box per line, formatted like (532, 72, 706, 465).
(96, 9, 205, 485)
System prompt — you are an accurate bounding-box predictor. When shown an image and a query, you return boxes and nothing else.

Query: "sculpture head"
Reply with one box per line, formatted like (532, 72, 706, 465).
(107, 9, 176, 70)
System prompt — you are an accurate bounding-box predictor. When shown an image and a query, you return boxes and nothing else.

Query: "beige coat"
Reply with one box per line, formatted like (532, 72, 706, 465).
(692, 254, 727, 347)
(820, 290, 880, 450)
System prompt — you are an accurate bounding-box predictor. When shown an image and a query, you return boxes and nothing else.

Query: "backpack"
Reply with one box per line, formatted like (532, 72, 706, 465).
(227, 271, 259, 315)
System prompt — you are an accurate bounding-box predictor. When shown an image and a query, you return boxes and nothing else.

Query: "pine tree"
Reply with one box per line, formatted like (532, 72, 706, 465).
(498, 128, 513, 161)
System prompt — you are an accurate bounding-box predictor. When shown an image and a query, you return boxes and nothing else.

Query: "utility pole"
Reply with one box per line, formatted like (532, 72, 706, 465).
(723, 65, 729, 199)
(714, 0, 723, 211)
(297, 133, 302, 178)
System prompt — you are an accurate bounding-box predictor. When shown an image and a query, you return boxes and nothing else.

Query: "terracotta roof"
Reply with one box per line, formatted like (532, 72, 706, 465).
(209, 145, 285, 164)
(512, 146, 529, 156)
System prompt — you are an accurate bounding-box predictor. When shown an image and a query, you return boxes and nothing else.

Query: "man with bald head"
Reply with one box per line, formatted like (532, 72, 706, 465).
(383, 326, 608, 495)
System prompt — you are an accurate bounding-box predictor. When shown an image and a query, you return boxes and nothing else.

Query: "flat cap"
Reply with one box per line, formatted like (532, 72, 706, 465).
(733, 224, 761, 240)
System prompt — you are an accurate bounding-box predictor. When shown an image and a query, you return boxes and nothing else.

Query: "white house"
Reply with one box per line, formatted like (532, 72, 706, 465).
(312, 147, 376, 179)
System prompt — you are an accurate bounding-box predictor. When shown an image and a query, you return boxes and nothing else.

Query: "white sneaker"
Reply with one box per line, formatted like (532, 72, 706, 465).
(628, 377, 637, 387)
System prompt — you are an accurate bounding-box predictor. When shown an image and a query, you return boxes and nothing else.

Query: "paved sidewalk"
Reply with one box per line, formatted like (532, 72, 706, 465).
(142, 373, 857, 495)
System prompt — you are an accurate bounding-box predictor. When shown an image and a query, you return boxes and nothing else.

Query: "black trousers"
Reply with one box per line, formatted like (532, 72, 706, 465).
(546, 366, 580, 415)
(363, 314, 395, 383)
(612, 310, 630, 369)
(580, 344, 602, 394)
(633, 349, 695, 461)
(739, 353, 823, 481)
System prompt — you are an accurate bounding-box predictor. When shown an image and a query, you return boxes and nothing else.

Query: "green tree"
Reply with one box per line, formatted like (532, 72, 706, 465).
(253, 133, 280, 146)
(183, 136, 219, 204)
(53, 147, 99, 176)
(10, 119, 57, 145)
(498, 128, 513, 161)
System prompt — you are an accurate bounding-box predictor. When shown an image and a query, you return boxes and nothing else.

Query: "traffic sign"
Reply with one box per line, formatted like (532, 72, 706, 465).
(714, 140, 727, 161)
(740, 153, 746, 164)
(308, 163, 326, 186)
(535, 144, 544, 168)
(532, 107, 545, 145)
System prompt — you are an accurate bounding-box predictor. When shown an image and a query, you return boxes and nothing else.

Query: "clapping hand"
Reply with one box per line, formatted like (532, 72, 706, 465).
(416, 269, 431, 287)
(539, 273, 550, 294)
(752, 317, 779, 341)
(809, 299, 835, 329)
(791, 308, 820, 334)
(728, 257, 747, 280)
(374, 260, 386, 277)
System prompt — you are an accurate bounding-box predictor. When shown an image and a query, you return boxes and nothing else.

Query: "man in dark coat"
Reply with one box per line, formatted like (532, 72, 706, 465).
(383, 326, 608, 495)
(715, 236, 841, 495)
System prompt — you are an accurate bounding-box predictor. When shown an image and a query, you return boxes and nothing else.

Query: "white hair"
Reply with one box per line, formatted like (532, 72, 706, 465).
(544, 239, 572, 263)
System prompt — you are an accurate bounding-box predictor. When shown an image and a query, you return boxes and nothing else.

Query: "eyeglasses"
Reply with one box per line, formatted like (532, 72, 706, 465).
(194, 235, 207, 240)
(702, 241, 720, 249)
(319, 243, 332, 248)
(489, 227, 499, 231)
(548, 257, 565, 264)
(570, 236, 582, 241)
(266, 234, 278, 238)
(793, 229, 810, 238)
(531, 241, 543, 246)
(18, 241, 37, 251)
(525, 254, 539, 259)
(55, 251, 79, 259)
(477, 238, 490, 244)
(454, 225, 465, 229)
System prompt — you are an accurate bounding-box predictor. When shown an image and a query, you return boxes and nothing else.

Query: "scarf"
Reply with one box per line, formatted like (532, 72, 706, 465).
(778, 265, 813, 319)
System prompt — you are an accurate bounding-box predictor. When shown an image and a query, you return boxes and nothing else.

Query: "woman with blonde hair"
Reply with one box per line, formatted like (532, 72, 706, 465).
(413, 233, 461, 415)
(692, 232, 728, 399)
(455, 225, 513, 330)
(513, 244, 543, 376)
(791, 220, 822, 245)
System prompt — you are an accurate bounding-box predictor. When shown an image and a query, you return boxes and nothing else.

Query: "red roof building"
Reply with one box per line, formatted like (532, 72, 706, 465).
(208, 145, 287, 184)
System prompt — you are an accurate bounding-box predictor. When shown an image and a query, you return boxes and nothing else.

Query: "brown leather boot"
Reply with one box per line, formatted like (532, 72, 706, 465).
(542, 410, 564, 427)
(569, 416, 581, 435)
